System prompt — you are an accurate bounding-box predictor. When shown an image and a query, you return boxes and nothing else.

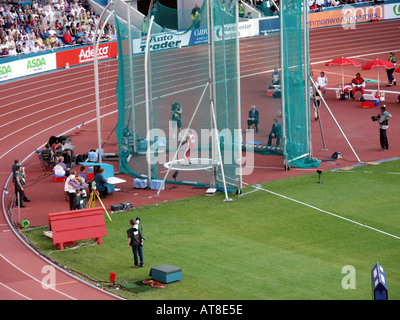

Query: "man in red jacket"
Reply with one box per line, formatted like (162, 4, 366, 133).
(63, 29, 75, 45)
(351, 73, 365, 100)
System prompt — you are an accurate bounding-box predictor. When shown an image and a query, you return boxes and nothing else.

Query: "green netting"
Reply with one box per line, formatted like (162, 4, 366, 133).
(280, 0, 319, 169)
(115, 0, 242, 193)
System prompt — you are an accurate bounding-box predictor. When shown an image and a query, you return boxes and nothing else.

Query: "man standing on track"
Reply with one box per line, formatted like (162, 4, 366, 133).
(13, 165, 30, 208)
(374, 105, 392, 151)
(170, 102, 182, 139)
(386, 52, 396, 87)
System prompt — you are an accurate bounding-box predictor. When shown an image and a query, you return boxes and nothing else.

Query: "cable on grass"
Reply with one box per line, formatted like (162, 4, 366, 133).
(142, 279, 166, 289)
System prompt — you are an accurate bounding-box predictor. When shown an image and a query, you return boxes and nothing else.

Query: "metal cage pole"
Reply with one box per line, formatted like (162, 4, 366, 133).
(144, 15, 155, 184)
(235, 0, 243, 192)
(94, 1, 114, 163)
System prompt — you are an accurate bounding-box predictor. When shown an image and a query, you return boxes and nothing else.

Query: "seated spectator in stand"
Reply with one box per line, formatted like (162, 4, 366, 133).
(315, 0, 324, 11)
(75, 25, 84, 38)
(309, 1, 318, 12)
(44, 33, 55, 49)
(53, 39, 64, 49)
(351, 72, 365, 100)
(247, 105, 260, 133)
(316, 71, 328, 98)
(93, 168, 109, 199)
(0, 0, 116, 56)
(70, 22, 77, 39)
(326, 0, 340, 6)
(1, 47, 9, 55)
(54, 19, 63, 36)
(8, 45, 17, 56)
(35, 35, 45, 50)
(76, 36, 83, 45)
(21, 41, 31, 54)
(63, 29, 75, 45)
(81, 32, 92, 45)
(16, 44, 23, 54)
(267, 119, 282, 147)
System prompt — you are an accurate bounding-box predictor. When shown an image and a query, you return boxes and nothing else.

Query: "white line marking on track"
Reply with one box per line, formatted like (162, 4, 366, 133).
(0, 282, 32, 300)
(0, 253, 77, 300)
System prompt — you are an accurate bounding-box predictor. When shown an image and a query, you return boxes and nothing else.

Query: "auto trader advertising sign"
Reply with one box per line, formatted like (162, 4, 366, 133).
(133, 32, 192, 54)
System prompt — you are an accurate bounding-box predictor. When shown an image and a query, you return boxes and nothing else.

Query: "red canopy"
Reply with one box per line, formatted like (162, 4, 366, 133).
(395, 66, 400, 73)
(361, 59, 394, 70)
(325, 57, 361, 88)
(325, 57, 361, 67)
(361, 59, 394, 92)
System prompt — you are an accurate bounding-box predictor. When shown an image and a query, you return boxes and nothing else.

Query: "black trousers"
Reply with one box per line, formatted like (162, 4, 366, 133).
(379, 128, 389, 149)
(67, 192, 76, 210)
(14, 186, 26, 206)
(386, 68, 395, 84)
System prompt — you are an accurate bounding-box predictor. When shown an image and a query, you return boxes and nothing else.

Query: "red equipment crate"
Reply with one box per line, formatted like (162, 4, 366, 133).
(361, 101, 375, 109)
(47, 207, 107, 250)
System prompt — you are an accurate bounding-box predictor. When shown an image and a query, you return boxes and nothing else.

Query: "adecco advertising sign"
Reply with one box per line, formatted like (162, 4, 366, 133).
(0, 53, 56, 82)
(309, 4, 384, 29)
(56, 41, 118, 68)
(385, 3, 400, 20)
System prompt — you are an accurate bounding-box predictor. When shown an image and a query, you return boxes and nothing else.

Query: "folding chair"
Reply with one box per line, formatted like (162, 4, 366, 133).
(36, 149, 54, 174)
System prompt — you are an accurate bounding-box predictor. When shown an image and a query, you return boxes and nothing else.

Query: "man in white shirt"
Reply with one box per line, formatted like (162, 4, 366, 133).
(316, 71, 328, 97)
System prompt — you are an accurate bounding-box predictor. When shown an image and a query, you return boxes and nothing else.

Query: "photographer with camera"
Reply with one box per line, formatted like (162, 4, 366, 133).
(127, 218, 145, 268)
(371, 105, 392, 151)
(170, 101, 182, 139)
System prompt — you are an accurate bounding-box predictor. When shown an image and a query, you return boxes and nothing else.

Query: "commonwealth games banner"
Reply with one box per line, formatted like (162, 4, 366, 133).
(309, 4, 385, 29)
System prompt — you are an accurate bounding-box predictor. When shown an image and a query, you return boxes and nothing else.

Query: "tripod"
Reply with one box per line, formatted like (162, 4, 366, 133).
(87, 189, 113, 222)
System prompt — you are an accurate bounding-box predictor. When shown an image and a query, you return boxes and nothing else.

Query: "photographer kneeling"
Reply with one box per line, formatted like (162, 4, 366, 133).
(371, 105, 392, 151)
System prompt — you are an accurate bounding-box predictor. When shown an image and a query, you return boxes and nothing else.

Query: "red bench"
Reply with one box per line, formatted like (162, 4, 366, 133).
(48, 207, 107, 250)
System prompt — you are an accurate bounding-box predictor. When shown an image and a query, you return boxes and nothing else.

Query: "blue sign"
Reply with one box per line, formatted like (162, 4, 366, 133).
(371, 263, 388, 300)
(259, 17, 280, 35)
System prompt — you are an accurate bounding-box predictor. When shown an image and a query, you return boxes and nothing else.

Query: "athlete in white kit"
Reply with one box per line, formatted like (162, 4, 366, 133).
(182, 133, 195, 165)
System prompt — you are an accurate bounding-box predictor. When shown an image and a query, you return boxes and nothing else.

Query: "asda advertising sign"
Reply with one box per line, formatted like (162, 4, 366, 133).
(0, 53, 56, 82)
(385, 3, 400, 19)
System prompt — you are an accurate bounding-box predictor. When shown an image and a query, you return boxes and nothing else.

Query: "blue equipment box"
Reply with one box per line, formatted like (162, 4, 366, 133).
(150, 264, 182, 283)
(134, 178, 148, 189)
(150, 179, 164, 190)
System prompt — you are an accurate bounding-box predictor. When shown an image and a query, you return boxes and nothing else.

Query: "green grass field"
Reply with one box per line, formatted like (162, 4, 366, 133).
(23, 159, 400, 300)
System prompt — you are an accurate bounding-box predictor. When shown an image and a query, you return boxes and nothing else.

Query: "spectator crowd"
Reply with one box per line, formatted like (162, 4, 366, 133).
(0, 0, 117, 57)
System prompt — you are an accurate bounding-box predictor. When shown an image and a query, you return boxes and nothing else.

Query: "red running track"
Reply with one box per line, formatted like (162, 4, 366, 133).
(1, 19, 399, 300)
